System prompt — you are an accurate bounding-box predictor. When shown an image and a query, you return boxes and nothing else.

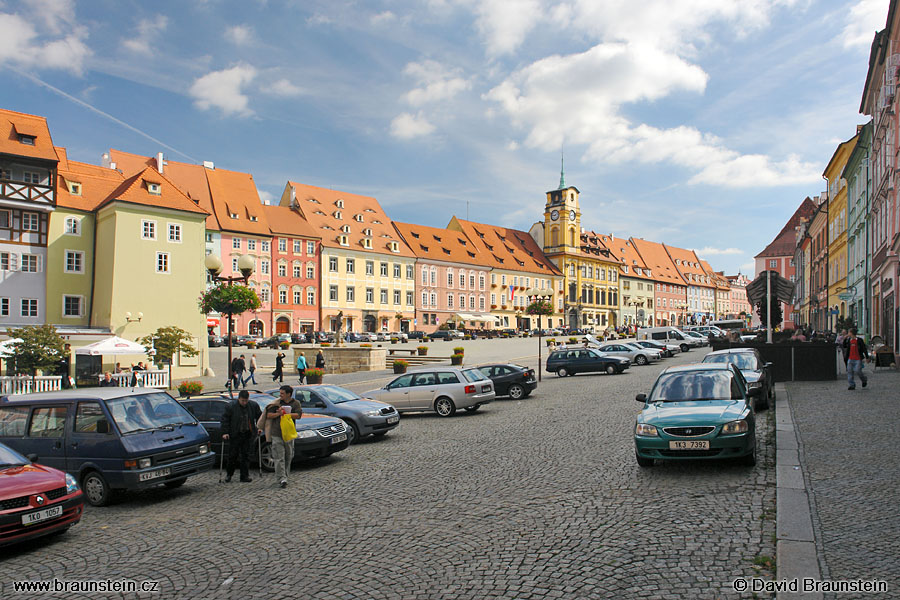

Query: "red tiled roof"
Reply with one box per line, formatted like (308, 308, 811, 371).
(628, 238, 685, 285)
(262, 205, 319, 239)
(754, 197, 817, 259)
(447, 217, 561, 276)
(0, 109, 59, 163)
(56, 157, 126, 213)
(664, 244, 714, 289)
(392, 221, 488, 266)
(96, 166, 209, 215)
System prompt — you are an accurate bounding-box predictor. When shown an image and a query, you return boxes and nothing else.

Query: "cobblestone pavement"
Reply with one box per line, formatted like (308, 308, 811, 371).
(786, 367, 900, 599)
(2, 345, 775, 599)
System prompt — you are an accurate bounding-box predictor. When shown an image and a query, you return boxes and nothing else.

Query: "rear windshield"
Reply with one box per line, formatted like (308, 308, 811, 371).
(649, 371, 742, 402)
(107, 393, 198, 434)
(702, 353, 758, 370)
(462, 369, 488, 382)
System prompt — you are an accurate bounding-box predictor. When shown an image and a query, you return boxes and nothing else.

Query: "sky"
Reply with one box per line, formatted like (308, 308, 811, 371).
(0, 0, 889, 276)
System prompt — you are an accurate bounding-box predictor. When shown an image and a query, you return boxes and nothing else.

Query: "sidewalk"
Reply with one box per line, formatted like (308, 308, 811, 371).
(777, 364, 899, 599)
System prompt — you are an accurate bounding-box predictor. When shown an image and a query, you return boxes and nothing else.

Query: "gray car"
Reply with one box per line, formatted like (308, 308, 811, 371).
(597, 342, 660, 366)
(363, 367, 495, 417)
(291, 385, 400, 444)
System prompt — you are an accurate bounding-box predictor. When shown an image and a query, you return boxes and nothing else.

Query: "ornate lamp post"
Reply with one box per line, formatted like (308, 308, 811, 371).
(204, 254, 255, 396)
(525, 288, 554, 382)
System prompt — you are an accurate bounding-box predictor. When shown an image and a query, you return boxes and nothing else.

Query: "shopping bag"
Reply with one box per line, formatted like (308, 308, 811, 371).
(280, 414, 298, 441)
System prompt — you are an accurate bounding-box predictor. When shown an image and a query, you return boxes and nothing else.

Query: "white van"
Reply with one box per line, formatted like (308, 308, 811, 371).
(636, 327, 698, 352)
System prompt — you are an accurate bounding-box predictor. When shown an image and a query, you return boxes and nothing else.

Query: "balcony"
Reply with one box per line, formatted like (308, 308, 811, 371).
(0, 179, 55, 210)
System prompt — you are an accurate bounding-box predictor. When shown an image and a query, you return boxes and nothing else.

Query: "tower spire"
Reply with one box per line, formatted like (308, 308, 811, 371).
(558, 148, 566, 189)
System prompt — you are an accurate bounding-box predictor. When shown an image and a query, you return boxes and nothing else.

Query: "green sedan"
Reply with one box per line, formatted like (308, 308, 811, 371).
(633, 363, 760, 468)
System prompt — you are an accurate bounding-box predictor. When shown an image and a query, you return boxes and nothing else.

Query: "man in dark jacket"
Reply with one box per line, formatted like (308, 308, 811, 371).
(221, 390, 262, 482)
(841, 328, 870, 390)
(230, 355, 246, 389)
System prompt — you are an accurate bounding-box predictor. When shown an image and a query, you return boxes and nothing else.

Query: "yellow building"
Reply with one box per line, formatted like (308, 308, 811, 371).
(824, 134, 858, 327)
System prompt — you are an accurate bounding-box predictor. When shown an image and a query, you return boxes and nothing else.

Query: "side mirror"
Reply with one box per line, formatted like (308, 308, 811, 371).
(747, 387, 761, 397)
(97, 419, 110, 434)
(26, 453, 39, 463)
(635, 393, 647, 403)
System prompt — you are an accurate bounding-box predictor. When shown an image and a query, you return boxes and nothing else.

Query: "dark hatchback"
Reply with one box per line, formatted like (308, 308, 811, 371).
(476, 364, 537, 399)
(701, 348, 773, 410)
(546, 348, 631, 377)
(179, 393, 349, 471)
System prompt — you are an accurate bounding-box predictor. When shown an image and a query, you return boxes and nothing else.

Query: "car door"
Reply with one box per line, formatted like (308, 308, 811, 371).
(68, 401, 120, 476)
(23, 405, 69, 471)
(379, 374, 414, 409)
(583, 350, 608, 373)
(477, 367, 504, 395)
(407, 372, 440, 409)
(297, 390, 334, 418)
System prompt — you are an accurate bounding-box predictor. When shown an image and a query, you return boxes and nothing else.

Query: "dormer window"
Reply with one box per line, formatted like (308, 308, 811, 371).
(335, 199, 344, 208)
(249, 215, 258, 222)
(355, 214, 364, 222)
(334, 211, 342, 219)
(66, 181, 82, 196)
(341, 225, 351, 233)
(148, 182, 161, 195)
(18, 135, 35, 146)
(338, 235, 349, 246)
(363, 238, 373, 249)
(390, 241, 399, 253)
(363, 228, 372, 236)
(230, 213, 239, 219)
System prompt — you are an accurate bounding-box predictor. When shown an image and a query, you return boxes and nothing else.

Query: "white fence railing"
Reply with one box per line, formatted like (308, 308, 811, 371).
(100, 371, 169, 389)
(0, 376, 63, 395)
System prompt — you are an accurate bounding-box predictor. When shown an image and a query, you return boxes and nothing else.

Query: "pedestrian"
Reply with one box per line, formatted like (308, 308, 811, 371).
(315, 349, 325, 370)
(221, 390, 262, 483)
(272, 352, 285, 382)
(114, 362, 122, 374)
(99, 372, 115, 387)
(841, 328, 870, 390)
(296, 351, 307, 383)
(243, 354, 258, 387)
(258, 385, 302, 488)
(231, 354, 246, 389)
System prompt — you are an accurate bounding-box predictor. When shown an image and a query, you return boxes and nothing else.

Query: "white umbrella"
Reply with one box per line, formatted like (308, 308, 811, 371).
(0, 338, 23, 358)
(75, 336, 149, 356)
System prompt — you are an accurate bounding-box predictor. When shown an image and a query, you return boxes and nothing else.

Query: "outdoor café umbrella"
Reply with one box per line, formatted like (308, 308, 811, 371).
(0, 338, 23, 358)
(75, 336, 149, 356)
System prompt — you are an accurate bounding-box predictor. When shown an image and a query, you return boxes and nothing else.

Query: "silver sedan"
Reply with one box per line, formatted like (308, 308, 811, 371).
(363, 367, 495, 417)
(597, 342, 660, 366)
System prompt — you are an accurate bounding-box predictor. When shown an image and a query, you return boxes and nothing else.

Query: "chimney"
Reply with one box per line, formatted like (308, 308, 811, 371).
(203, 161, 215, 170)
(101, 153, 111, 168)
(156, 152, 165, 174)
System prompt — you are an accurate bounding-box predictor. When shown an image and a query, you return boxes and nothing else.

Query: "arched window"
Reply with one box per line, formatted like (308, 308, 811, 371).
(550, 226, 559, 247)
(568, 228, 575, 246)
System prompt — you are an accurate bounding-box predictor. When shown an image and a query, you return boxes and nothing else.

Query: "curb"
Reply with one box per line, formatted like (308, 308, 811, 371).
(775, 382, 823, 600)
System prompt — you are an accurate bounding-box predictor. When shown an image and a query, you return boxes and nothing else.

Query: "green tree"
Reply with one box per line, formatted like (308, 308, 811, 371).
(6, 325, 66, 376)
(140, 326, 198, 366)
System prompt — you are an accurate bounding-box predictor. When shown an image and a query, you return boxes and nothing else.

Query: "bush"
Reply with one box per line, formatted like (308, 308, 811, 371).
(453, 347, 465, 355)
(177, 380, 203, 397)
(417, 346, 428, 356)
(279, 341, 291, 349)
(464, 335, 472, 340)
(451, 353, 464, 365)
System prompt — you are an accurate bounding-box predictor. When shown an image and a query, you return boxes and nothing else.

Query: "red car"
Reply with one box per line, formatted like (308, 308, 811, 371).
(0, 442, 84, 547)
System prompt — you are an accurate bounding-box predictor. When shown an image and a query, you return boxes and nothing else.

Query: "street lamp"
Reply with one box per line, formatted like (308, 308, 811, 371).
(525, 288, 553, 382)
(205, 253, 255, 396)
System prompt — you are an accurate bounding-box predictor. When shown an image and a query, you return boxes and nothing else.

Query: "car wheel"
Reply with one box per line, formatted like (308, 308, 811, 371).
(434, 396, 456, 417)
(508, 384, 526, 400)
(259, 441, 275, 472)
(636, 452, 654, 468)
(606, 365, 616, 375)
(635, 354, 648, 366)
(164, 477, 187, 489)
(464, 405, 480, 413)
(557, 367, 569, 378)
(343, 419, 360, 444)
(740, 438, 757, 466)
(82, 470, 112, 507)
(681, 344, 690, 353)
(756, 395, 769, 411)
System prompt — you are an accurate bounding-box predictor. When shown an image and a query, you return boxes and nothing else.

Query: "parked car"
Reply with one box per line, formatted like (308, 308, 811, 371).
(344, 332, 364, 343)
(0, 389, 214, 506)
(546, 348, 630, 377)
(634, 340, 678, 358)
(0, 441, 84, 547)
(596, 342, 660, 366)
(362, 367, 494, 417)
(312, 331, 335, 343)
(476, 364, 537, 399)
(430, 330, 464, 340)
(389, 331, 409, 341)
(208, 334, 224, 347)
(291, 385, 399, 444)
(179, 393, 349, 470)
(681, 330, 709, 347)
(687, 325, 726, 339)
(235, 335, 254, 347)
(291, 333, 308, 344)
(633, 363, 759, 467)
(407, 331, 426, 340)
(636, 327, 698, 352)
(701, 348, 773, 410)
(259, 333, 291, 348)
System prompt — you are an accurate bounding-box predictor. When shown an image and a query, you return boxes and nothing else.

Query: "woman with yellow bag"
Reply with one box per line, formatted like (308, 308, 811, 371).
(260, 385, 303, 488)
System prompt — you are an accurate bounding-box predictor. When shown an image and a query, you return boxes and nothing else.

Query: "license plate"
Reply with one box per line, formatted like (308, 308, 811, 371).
(331, 434, 347, 444)
(669, 440, 710, 450)
(22, 505, 63, 525)
(387, 416, 399, 424)
(139, 467, 171, 482)
(481, 385, 491, 393)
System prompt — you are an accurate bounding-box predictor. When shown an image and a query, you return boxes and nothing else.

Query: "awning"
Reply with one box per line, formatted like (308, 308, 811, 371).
(75, 336, 149, 356)
(207, 317, 220, 327)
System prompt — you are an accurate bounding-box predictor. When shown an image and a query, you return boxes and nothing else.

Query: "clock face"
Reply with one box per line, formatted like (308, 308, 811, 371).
(550, 210, 559, 221)
(569, 210, 576, 221)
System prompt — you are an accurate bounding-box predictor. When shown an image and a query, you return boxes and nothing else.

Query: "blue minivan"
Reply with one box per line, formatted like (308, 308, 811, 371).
(0, 388, 214, 506)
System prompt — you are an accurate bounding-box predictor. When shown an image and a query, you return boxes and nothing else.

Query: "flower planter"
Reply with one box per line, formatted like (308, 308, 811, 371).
(305, 368, 324, 384)
(453, 347, 465, 355)
(450, 354, 463, 366)
(417, 346, 428, 356)
(393, 361, 409, 374)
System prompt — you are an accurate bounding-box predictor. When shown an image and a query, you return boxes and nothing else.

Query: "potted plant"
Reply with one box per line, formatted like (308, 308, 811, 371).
(177, 380, 203, 397)
(393, 359, 409, 374)
(417, 346, 428, 356)
(451, 353, 464, 365)
(569, 337, 578, 344)
(305, 368, 324, 384)
(246, 340, 257, 349)
(320, 342, 331, 347)
(453, 347, 465, 356)
(391, 337, 399, 344)
(361, 343, 372, 348)
(422, 337, 430, 342)
(279, 341, 291, 349)
(464, 335, 472, 340)
(546, 338, 556, 346)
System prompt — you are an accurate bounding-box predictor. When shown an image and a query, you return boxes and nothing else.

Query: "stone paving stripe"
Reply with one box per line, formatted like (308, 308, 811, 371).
(776, 465, 805, 490)
(776, 448, 799, 466)
(777, 540, 823, 600)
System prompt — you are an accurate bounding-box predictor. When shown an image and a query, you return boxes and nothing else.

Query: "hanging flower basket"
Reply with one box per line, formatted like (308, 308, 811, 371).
(198, 284, 261, 315)
(525, 300, 553, 316)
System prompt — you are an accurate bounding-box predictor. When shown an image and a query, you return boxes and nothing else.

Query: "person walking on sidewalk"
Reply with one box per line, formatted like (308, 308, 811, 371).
(841, 328, 870, 390)
(296, 352, 307, 384)
(243, 354, 258, 387)
(260, 385, 302, 488)
(221, 390, 262, 483)
(272, 352, 285, 382)
(315, 349, 325, 370)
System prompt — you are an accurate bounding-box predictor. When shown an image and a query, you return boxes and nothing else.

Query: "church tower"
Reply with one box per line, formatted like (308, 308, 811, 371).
(543, 156, 580, 253)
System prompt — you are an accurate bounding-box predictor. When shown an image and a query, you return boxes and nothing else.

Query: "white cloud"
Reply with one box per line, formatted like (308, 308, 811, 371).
(472, 0, 543, 56)
(695, 246, 744, 256)
(403, 60, 471, 106)
(390, 112, 436, 139)
(226, 25, 254, 46)
(123, 15, 168, 55)
(258, 190, 275, 205)
(370, 11, 397, 26)
(0, 3, 90, 74)
(841, 0, 886, 48)
(189, 64, 257, 116)
(307, 13, 332, 26)
(264, 78, 303, 97)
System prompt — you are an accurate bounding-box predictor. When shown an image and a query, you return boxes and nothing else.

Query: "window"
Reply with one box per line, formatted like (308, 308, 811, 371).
(293, 289, 302, 304)
(233, 238, 242, 249)
(469, 296, 475, 310)
(19, 135, 35, 146)
(232, 258, 239, 272)
(248, 239, 257, 251)
(0, 298, 7, 316)
(422, 268, 428, 285)
(459, 294, 465, 309)
(430, 292, 436, 306)
(380, 262, 388, 276)
(307, 288, 316, 305)
(307, 241, 315, 255)
(141, 220, 156, 240)
(292, 240, 300, 253)
(769, 259, 777, 269)
(459, 273, 465, 287)
(329, 257, 338, 272)
(329, 285, 338, 301)
(422, 291, 428, 306)
(260, 260, 270, 275)
(28, 407, 67, 438)
(306, 263, 315, 279)
(381, 289, 388, 304)
(394, 264, 401, 278)
(406, 291, 414, 306)
(278, 263, 287, 277)
(479, 274, 485, 290)
(346, 258, 355, 274)
(147, 182, 161, 195)
(448, 268, 454, 287)
(63, 295, 82, 317)
(279, 289, 288, 304)
(21, 254, 40, 272)
(491, 293, 496, 305)
(64, 250, 84, 273)
(23, 171, 40, 184)
(21, 298, 38, 317)
(260, 287, 270, 302)
(278, 239, 287, 252)
(64, 217, 80, 235)
(394, 290, 401, 305)
(407, 265, 414, 279)
(168, 223, 182, 243)
(156, 252, 170, 273)
(0, 405, 28, 436)
(366, 288, 374, 303)
(367, 261, 375, 276)
(501, 274, 506, 285)
(346, 286, 355, 302)
(479, 296, 485, 310)
(293, 264, 301, 278)
(261, 241, 270, 253)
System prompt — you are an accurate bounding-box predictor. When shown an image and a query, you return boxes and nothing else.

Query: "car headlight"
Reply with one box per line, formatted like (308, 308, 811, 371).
(721, 420, 749, 434)
(635, 423, 659, 437)
(138, 458, 152, 469)
(297, 430, 318, 439)
(364, 409, 383, 418)
(199, 444, 209, 454)
(65, 472, 79, 494)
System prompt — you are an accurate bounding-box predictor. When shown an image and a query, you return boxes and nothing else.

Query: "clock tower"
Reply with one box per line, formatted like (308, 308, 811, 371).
(543, 157, 580, 252)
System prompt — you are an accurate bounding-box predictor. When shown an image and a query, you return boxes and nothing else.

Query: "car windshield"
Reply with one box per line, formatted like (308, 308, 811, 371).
(649, 371, 742, 402)
(0, 442, 28, 468)
(462, 368, 487, 382)
(702, 353, 758, 370)
(107, 393, 198, 434)
(317, 386, 361, 404)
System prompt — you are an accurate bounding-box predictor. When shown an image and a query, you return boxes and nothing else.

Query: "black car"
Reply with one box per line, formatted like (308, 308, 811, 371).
(291, 333, 308, 344)
(344, 332, 365, 342)
(208, 334, 224, 347)
(701, 348, 773, 410)
(312, 331, 334, 343)
(546, 348, 630, 377)
(476, 364, 537, 399)
(407, 331, 426, 340)
(179, 393, 350, 470)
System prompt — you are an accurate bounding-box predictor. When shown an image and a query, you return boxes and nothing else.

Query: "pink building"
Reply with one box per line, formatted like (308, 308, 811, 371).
(263, 205, 320, 334)
(726, 273, 752, 321)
